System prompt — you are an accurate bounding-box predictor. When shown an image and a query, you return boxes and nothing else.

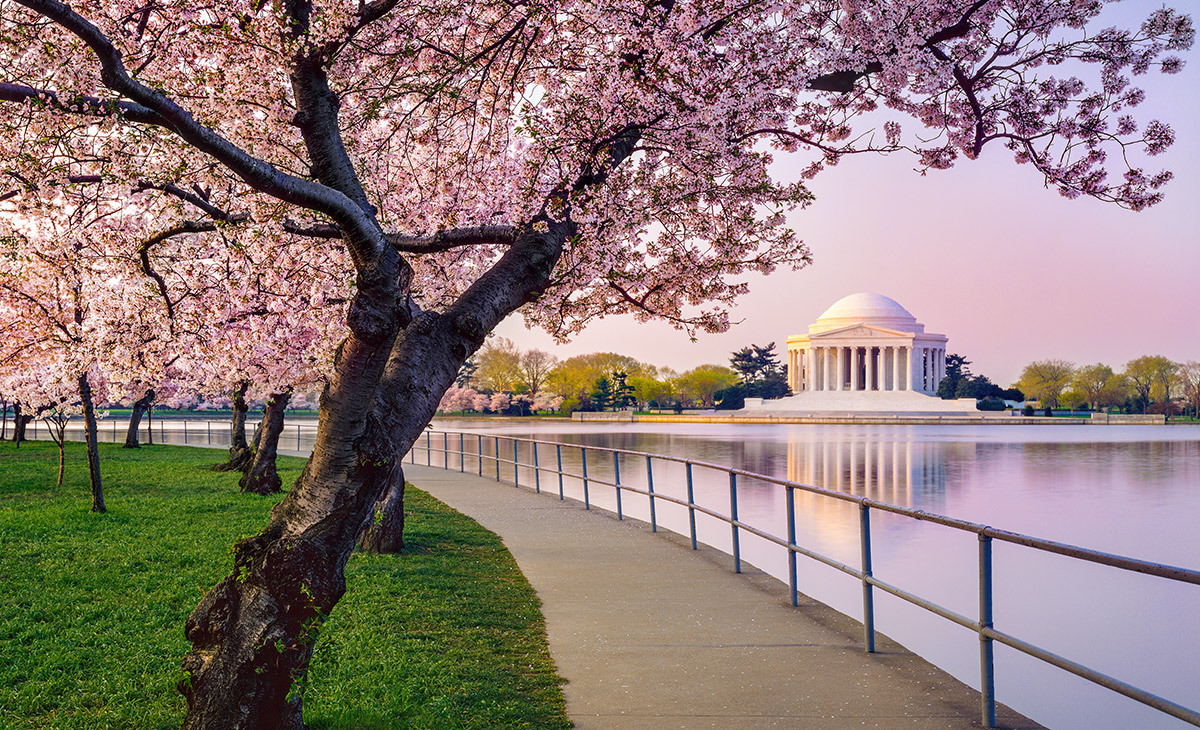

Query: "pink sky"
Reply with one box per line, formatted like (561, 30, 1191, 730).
(496, 4, 1200, 387)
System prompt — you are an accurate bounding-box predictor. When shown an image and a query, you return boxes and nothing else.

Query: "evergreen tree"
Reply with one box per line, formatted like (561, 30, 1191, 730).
(455, 358, 478, 388)
(729, 343, 789, 399)
(937, 353, 972, 399)
(611, 371, 636, 409)
(590, 376, 614, 411)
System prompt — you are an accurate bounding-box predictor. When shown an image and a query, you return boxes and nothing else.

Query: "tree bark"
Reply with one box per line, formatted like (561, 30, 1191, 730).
(356, 464, 405, 554)
(56, 431, 65, 487)
(213, 382, 252, 472)
(239, 390, 291, 495)
(78, 374, 105, 513)
(46, 417, 68, 488)
(123, 389, 154, 449)
(1, 399, 7, 440)
(12, 404, 30, 448)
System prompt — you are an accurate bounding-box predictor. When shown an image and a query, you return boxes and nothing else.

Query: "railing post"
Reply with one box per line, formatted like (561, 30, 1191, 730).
(581, 447, 590, 509)
(426, 431, 432, 466)
(460, 433, 465, 472)
(533, 443, 541, 493)
(787, 487, 798, 607)
(686, 462, 697, 550)
(444, 432, 450, 468)
(860, 503, 876, 653)
(979, 533, 996, 728)
(729, 473, 741, 573)
(513, 439, 519, 486)
(646, 456, 657, 532)
(183, 420, 187, 443)
(207, 420, 211, 444)
(297, 424, 301, 451)
(478, 434, 484, 476)
(614, 452, 623, 520)
(494, 436, 501, 481)
(556, 444, 564, 500)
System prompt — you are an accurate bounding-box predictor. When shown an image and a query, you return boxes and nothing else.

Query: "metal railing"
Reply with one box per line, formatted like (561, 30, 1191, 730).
(13, 416, 315, 453)
(411, 428, 1200, 729)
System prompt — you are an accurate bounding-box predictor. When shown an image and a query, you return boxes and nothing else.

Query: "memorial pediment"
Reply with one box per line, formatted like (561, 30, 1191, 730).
(810, 324, 912, 339)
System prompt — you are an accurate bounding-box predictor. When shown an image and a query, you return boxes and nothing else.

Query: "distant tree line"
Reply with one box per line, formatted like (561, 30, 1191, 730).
(1011, 356, 1198, 418)
(434, 339, 1200, 420)
(441, 339, 797, 414)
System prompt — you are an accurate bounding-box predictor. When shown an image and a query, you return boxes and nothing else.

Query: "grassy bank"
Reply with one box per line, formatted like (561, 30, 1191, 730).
(0, 441, 567, 729)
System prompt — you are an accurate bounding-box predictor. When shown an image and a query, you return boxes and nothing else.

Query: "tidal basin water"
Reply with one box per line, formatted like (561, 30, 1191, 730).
(429, 420, 1200, 730)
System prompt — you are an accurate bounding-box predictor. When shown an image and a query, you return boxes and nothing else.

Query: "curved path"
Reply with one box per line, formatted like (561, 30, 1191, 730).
(405, 464, 1042, 729)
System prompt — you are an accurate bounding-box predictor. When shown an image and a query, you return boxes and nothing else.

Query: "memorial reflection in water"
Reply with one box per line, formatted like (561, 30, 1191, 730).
(786, 438, 950, 509)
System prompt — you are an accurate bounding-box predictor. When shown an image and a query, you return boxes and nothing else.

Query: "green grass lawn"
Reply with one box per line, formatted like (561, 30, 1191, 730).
(0, 441, 568, 729)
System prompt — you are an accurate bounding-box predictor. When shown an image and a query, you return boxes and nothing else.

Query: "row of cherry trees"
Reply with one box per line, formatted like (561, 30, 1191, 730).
(0, 178, 348, 503)
(0, 0, 1191, 726)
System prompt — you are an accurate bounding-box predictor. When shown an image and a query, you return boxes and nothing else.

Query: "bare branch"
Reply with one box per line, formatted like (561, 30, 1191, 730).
(133, 181, 247, 222)
(136, 220, 220, 328)
(0, 81, 165, 126)
(283, 218, 517, 252)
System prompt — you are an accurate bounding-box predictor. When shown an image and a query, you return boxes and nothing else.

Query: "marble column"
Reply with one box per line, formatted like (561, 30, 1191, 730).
(927, 348, 935, 392)
(790, 349, 798, 391)
(866, 347, 876, 391)
(907, 348, 916, 393)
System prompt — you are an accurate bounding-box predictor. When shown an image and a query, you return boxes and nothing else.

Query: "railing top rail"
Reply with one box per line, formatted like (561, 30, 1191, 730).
(426, 428, 1200, 586)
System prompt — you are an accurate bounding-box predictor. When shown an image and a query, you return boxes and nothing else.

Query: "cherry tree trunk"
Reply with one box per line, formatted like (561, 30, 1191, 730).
(178, 191, 571, 730)
(239, 390, 291, 495)
(214, 383, 252, 472)
(12, 404, 30, 448)
(356, 464, 405, 554)
(55, 433, 65, 487)
(1, 399, 7, 440)
(123, 389, 154, 449)
(78, 374, 105, 513)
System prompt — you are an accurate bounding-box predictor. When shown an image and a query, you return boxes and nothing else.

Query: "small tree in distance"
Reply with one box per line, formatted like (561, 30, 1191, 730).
(1016, 360, 1076, 408)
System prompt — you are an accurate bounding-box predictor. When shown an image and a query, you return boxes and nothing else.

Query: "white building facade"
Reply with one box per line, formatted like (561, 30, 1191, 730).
(745, 293, 977, 413)
(787, 293, 947, 395)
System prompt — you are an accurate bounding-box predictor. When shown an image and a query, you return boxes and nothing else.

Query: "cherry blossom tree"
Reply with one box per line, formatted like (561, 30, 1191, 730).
(1, 0, 1192, 726)
(0, 203, 115, 510)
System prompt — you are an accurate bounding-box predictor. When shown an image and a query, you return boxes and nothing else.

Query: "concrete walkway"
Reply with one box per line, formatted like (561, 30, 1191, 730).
(406, 464, 1042, 729)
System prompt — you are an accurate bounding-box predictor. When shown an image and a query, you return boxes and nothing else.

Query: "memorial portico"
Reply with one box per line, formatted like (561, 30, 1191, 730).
(745, 293, 976, 414)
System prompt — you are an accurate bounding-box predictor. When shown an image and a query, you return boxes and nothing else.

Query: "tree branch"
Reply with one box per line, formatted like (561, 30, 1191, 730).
(13, 0, 388, 267)
(0, 81, 165, 126)
(134, 181, 247, 222)
(806, 63, 884, 93)
(282, 219, 518, 253)
(137, 220, 220, 328)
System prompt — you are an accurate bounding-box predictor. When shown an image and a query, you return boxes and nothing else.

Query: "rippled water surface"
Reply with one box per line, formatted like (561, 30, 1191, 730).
(429, 420, 1200, 730)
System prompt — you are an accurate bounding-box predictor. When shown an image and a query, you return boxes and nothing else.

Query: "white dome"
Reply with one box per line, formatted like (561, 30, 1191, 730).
(810, 292, 923, 333)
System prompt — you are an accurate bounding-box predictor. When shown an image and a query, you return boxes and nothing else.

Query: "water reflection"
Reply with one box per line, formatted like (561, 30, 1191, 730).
(787, 439, 951, 510)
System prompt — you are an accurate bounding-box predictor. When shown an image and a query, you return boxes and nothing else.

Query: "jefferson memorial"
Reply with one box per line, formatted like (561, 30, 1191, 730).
(744, 293, 978, 413)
